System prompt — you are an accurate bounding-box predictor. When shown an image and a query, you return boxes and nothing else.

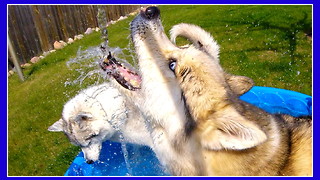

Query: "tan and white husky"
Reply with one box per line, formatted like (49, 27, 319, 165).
(101, 7, 205, 176)
(104, 6, 311, 176)
(100, 6, 255, 176)
(158, 22, 312, 176)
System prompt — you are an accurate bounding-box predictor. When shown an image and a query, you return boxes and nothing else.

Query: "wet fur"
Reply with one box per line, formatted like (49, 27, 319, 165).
(48, 83, 153, 162)
(114, 8, 258, 176)
(109, 11, 206, 176)
(166, 23, 312, 176)
(114, 9, 255, 175)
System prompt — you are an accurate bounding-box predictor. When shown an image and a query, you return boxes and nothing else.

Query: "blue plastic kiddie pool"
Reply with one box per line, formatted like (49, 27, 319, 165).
(65, 86, 312, 176)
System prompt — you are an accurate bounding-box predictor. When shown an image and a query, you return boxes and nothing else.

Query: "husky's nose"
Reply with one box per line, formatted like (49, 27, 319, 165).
(145, 6, 160, 19)
(86, 160, 94, 164)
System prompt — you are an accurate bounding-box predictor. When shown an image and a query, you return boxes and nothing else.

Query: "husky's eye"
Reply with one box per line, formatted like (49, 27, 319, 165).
(169, 60, 177, 71)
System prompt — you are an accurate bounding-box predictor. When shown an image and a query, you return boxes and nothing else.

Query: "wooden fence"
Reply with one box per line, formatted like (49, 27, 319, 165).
(8, 5, 142, 68)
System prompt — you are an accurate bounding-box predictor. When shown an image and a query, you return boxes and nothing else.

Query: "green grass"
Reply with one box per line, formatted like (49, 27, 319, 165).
(8, 5, 312, 176)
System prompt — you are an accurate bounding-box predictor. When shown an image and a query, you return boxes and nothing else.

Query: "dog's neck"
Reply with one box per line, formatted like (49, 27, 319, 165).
(183, 86, 231, 123)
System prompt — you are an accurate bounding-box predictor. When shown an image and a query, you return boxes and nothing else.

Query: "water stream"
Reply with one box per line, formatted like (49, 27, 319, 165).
(120, 136, 133, 176)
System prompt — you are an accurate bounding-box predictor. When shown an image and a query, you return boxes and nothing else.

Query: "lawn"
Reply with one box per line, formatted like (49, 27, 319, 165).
(8, 5, 312, 176)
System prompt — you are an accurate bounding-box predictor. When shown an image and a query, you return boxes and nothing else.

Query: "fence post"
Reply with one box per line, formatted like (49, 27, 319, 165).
(8, 35, 25, 82)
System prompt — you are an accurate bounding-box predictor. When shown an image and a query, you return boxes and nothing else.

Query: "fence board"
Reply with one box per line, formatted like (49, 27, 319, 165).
(8, 5, 142, 68)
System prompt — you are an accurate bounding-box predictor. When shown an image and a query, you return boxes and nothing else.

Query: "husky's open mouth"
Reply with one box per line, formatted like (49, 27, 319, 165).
(100, 6, 163, 91)
(100, 52, 141, 91)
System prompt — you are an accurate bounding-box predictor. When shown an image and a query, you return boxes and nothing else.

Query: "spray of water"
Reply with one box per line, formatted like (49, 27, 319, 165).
(63, 7, 143, 174)
(64, 38, 142, 175)
(64, 43, 137, 87)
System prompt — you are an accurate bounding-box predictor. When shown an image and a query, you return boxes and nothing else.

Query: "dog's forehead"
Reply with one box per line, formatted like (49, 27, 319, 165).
(62, 99, 83, 120)
(63, 103, 96, 121)
(176, 49, 225, 80)
(173, 47, 208, 63)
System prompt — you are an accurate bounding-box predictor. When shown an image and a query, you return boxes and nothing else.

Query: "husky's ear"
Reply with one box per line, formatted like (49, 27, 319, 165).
(225, 74, 254, 96)
(200, 111, 267, 150)
(48, 119, 64, 132)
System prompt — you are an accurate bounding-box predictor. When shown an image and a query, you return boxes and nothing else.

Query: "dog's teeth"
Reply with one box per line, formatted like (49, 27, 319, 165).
(130, 79, 140, 88)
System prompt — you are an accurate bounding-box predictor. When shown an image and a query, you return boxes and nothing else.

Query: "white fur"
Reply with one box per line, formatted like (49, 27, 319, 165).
(116, 11, 206, 176)
(48, 83, 153, 162)
(130, 14, 189, 147)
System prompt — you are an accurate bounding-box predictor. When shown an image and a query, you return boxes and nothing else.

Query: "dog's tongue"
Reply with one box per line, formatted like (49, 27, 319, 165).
(100, 52, 141, 91)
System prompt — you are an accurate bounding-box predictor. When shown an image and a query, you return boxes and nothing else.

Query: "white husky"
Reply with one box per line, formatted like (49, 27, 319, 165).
(48, 83, 153, 163)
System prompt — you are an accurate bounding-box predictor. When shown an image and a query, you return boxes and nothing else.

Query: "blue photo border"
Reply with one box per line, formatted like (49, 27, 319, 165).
(3, 0, 318, 179)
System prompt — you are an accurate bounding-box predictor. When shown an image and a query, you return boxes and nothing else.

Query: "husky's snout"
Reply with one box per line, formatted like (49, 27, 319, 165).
(142, 6, 160, 19)
(86, 160, 94, 164)
(130, 6, 177, 56)
(130, 6, 165, 42)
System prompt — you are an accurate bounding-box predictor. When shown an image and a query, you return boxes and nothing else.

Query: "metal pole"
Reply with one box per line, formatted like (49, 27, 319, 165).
(8, 36, 24, 82)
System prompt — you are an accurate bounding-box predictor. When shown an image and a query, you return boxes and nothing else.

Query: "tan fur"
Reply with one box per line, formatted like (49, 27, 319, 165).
(166, 28, 312, 176)
(136, 20, 312, 175)
(280, 115, 312, 176)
